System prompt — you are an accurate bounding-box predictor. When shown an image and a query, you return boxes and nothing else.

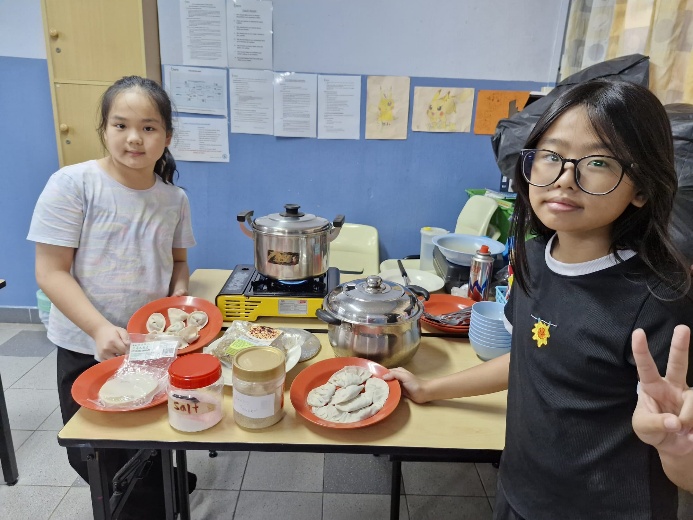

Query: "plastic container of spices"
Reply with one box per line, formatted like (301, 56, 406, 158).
(232, 347, 286, 430)
(167, 353, 224, 432)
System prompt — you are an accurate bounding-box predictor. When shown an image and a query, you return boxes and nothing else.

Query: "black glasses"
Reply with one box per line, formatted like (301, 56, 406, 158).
(520, 149, 633, 195)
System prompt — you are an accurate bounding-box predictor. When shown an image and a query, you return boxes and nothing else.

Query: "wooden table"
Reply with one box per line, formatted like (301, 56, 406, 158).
(58, 270, 507, 519)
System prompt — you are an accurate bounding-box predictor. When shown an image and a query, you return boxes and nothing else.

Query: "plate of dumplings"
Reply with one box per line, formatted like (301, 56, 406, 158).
(290, 357, 401, 429)
(127, 296, 223, 355)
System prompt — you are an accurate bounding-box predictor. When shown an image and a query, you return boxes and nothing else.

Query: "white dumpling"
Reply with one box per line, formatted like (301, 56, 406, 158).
(307, 382, 337, 407)
(188, 310, 208, 328)
(344, 403, 380, 423)
(330, 384, 363, 405)
(365, 378, 390, 408)
(178, 325, 199, 344)
(328, 366, 372, 387)
(98, 373, 159, 408)
(146, 312, 166, 333)
(311, 404, 350, 423)
(168, 307, 189, 324)
(165, 321, 185, 334)
(335, 391, 374, 412)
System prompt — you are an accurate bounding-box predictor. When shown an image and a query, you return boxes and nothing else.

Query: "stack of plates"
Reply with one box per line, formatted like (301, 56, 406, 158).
(420, 294, 473, 335)
(469, 301, 511, 360)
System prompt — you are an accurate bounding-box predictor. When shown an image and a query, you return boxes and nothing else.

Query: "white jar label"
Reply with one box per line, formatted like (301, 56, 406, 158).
(233, 390, 275, 419)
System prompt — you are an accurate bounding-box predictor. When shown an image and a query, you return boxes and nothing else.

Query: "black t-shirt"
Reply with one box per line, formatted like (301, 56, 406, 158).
(501, 237, 693, 520)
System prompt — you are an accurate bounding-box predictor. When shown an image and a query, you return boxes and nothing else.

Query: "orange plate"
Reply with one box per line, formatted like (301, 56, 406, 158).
(71, 357, 167, 412)
(290, 357, 401, 429)
(421, 316, 469, 335)
(424, 293, 475, 315)
(127, 296, 223, 355)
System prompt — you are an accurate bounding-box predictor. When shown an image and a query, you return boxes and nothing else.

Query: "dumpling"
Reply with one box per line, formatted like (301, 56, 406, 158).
(330, 384, 363, 405)
(365, 378, 390, 408)
(178, 325, 199, 344)
(307, 382, 337, 407)
(188, 310, 208, 328)
(146, 313, 166, 333)
(335, 391, 374, 412)
(344, 403, 380, 423)
(168, 307, 189, 324)
(165, 321, 185, 334)
(98, 372, 159, 408)
(328, 366, 371, 387)
(312, 404, 350, 423)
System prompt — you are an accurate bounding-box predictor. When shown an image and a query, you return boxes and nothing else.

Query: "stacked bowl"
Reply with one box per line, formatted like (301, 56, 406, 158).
(469, 301, 511, 360)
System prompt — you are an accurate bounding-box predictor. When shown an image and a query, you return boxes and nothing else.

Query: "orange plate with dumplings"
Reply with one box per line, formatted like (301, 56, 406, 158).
(127, 296, 223, 355)
(72, 357, 168, 412)
(290, 357, 401, 429)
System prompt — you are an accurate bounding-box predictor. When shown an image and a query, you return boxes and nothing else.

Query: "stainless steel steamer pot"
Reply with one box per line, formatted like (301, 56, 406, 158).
(316, 275, 430, 368)
(238, 204, 344, 281)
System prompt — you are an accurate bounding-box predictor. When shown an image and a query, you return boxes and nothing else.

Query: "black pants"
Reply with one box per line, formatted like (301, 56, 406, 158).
(493, 478, 526, 520)
(57, 347, 174, 520)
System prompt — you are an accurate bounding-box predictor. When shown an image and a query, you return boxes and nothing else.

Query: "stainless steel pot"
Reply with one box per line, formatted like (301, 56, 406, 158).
(316, 275, 430, 368)
(238, 204, 344, 280)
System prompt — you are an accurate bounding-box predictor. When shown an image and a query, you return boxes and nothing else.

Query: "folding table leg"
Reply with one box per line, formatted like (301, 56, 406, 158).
(161, 450, 177, 520)
(0, 372, 19, 486)
(175, 450, 191, 520)
(390, 458, 402, 520)
(84, 447, 111, 520)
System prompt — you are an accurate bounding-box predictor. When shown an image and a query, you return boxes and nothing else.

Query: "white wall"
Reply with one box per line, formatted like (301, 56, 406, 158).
(0, 0, 46, 59)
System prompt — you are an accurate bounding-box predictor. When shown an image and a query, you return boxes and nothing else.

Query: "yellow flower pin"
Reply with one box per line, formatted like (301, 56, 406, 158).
(532, 321, 550, 348)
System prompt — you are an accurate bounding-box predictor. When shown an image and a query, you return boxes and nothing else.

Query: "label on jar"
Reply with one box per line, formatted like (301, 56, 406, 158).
(233, 390, 276, 419)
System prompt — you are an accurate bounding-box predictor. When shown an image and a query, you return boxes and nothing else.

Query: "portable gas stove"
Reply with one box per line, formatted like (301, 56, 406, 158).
(215, 265, 340, 321)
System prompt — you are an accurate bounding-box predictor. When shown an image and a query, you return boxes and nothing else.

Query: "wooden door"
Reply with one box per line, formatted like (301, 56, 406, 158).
(54, 83, 108, 166)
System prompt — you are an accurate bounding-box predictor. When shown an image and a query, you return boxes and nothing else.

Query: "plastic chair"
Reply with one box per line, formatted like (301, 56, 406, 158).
(454, 195, 501, 240)
(329, 223, 380, 276)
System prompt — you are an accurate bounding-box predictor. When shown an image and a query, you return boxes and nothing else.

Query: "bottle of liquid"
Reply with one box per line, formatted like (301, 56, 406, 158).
(468, 245, 494, 301)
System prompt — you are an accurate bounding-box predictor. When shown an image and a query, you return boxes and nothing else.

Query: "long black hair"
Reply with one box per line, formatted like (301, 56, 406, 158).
(509, 79, 690, 296)
(97, 76, 178, 185)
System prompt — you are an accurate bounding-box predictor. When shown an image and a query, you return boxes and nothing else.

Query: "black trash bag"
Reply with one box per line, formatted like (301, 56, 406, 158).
(491, 54, 650, 180)
(667, 103, 693, 263)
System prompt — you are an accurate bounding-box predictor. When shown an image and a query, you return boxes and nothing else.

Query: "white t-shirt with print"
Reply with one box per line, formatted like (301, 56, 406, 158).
(27, 160, 196, 357)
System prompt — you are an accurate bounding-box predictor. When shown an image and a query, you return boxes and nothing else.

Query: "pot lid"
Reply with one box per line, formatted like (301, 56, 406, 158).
(322, 275, 423, 325)
(253, 204, 331, 235)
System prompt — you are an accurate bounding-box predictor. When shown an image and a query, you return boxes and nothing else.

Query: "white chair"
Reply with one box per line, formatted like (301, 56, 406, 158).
(329, 223, 380, 276)
(454, 195, 501, 240)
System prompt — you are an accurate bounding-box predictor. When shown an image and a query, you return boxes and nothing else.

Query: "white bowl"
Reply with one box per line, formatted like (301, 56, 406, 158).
(432, 234, 505, 266)
(378, 269, 444, 293)
(469, 336, 511, 361)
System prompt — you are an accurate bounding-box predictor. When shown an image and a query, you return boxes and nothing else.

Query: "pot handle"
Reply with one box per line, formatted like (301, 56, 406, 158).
(237, 210, 254, 238)
(327, 214, 346, 243)
(407, 285, 430, 301)
(316, 308, 342, 325)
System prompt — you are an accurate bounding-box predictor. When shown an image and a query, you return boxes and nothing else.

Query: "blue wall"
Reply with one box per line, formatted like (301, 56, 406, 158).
(0, 56, 546, 307)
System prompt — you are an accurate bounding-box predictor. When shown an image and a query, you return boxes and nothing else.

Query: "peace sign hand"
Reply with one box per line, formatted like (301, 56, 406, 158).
(631, 325, 693, 457)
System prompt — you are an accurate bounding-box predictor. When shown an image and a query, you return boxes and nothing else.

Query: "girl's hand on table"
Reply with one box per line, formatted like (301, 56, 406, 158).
(383, 367, 430, 404)
(170, 288, 188, 297)
(631, 325, 693, 456)
(94, 324, 131, 360)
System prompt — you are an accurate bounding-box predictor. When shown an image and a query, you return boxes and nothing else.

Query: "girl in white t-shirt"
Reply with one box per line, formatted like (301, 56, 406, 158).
(28, 76, 196, 519)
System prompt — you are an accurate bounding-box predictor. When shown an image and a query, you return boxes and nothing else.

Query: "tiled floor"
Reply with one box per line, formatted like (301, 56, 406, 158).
(1, 321, 691, 520)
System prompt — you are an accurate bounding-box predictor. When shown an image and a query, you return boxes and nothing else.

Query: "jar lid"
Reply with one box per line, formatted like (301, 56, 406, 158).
(233, 347, 286, 382)
(168, 353, 222, 389)
(322, 275, 423, 325)
(253, 204, 330, 235)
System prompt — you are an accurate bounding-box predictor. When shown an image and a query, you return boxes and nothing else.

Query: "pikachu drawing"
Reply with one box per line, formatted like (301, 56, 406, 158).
(377, 87, 395, 126)
(426, 89, 457, 131)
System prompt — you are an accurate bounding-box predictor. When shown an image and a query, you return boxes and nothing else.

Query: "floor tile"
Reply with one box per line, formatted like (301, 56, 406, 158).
(12, 349, 57, 390)
(9, 429, 33, 452)
(190, 489, 240, 519)
(242, 452, 323, 492)
(37, 406, 64, 431)
(406, 495, 493, 520)
(234, 490, 322, 520)
(402, 461, 486, 496)
(323, 453, 394, 494)
(0, 484, 68, 520)
(0, 330, 55, 357)
(4, 388, 59, 430)
(0, 328, 20, 345)
(13, 430, 76, 486)
(72, 475, 89, 487)
(0, 308, 34, 324)
(186, 449, 249, 490)
(0, 323, 47, 331)
(1, 356, 43, 389)
(49, 486, 94, 520)
(475, 462, 498, 496)
(323, 493, 409, 520)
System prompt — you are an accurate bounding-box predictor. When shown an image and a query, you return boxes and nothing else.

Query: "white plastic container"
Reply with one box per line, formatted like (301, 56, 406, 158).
(419, 227, 448, 271)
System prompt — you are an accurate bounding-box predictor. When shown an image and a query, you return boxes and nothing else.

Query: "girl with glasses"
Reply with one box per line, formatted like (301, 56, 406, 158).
(385, 79, 692, 519)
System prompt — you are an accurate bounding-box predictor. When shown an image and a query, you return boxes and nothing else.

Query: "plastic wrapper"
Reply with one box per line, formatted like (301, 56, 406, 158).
(210, 321, 307, 367)
(91, 333, 180, 410)
(491, 54, 650, 180)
